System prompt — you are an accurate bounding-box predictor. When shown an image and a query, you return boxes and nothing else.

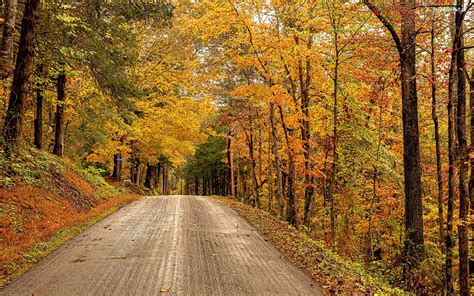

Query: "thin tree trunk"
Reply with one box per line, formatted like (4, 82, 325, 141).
(278, 105, 297, 226)
(322, 133, 330, 207)
(270, 102, 284, 215)
(248, 129, 259, 207)
(53, 72, 66, 157)
(367, 77, 385, 262)
(236, 147, 241, 200)
(257, 111, 263, 187)
(34, 64, 44, 149)
(227, 130, 235, 197)
(3, 0, 40, 155)
(328, 53, 339, 245)
(267, 130, 274, 211)
(0, 0, 17, 79)
(301, 70, 315, 227)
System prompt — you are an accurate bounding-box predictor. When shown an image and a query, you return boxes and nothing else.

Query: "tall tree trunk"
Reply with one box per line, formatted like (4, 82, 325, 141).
(0, 0, 17, 79)
(364, 0, 424, 281)
(400, 0, 424, 273)
(445, 36, 457, 295)
(468, 68, 474, 294)
(3, 0, 40, 155)
(455, 1, 469, 293)
(34, 64, 44, 149)
(293, 33, 315, 227)
(301, 65, 315, 227)
(430, 18, 444, 255)
(53, 72, 66, 157)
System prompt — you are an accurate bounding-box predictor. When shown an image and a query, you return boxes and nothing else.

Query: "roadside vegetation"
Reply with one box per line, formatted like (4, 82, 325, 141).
(0, 148, 138, 287)
(213, 196, 404, 295)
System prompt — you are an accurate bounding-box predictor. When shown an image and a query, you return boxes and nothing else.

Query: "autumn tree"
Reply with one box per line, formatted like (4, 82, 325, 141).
(363, 1, 424, 280)
(3, 0, 41, 155)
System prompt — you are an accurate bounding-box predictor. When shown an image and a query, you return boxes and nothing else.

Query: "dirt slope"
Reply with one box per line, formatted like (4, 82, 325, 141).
(0, 149, 138, 286)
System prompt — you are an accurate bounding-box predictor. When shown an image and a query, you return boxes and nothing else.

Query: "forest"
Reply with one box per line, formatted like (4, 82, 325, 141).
(0, 0, 473, 294)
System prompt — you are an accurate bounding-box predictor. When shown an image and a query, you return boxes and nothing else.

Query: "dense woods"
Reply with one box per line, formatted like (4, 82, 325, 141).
(0, 0, 473, 294)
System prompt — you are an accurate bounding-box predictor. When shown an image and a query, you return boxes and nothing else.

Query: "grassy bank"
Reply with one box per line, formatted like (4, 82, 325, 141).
(0, 148, 140, 287)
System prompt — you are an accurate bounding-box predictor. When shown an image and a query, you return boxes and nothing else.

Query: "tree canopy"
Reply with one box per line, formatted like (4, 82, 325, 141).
(1, 0, 473, 294)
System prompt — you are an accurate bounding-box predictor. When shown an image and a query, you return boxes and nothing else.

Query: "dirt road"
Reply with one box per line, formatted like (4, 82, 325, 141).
(1, 196, 321, 295)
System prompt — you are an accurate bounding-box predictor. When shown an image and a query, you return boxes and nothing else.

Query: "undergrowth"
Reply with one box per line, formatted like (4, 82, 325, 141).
(72, 164, 127, 197)
(0, 147, 127, 197)
(0, 148, 63, 188)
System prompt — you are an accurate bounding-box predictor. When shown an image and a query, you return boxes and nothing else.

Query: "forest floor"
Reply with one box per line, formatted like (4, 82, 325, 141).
(212, 196, 404, 295)
(0, 148, 140, 287)
(1, 195, 321, 296)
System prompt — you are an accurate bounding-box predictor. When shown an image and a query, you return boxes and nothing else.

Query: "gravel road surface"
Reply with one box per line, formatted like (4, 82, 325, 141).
(1, 195, 321, 296)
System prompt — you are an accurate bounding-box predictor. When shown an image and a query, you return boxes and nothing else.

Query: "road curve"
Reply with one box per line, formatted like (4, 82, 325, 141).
(1, 196, 321, 296)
